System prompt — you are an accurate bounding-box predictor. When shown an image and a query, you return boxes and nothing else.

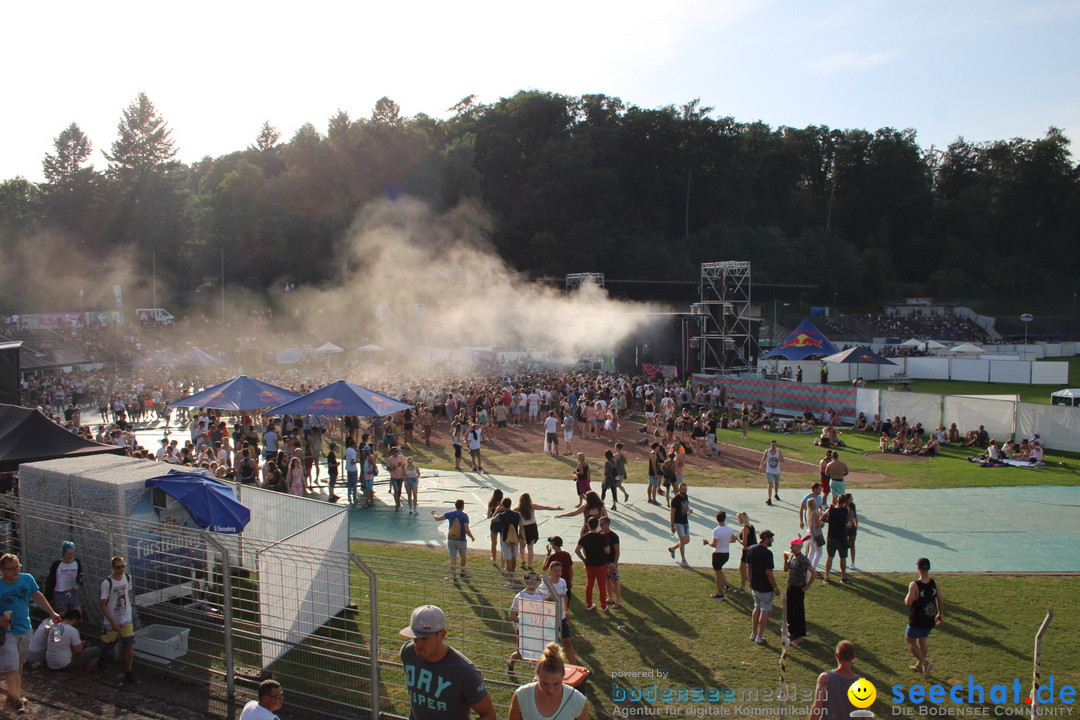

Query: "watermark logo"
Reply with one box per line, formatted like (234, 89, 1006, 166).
(850, 679, 877, 709)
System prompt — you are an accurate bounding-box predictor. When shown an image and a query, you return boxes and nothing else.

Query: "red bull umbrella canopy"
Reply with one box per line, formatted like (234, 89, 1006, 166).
(267, 380, 413, 418)
(167, 376, 301, 412)
(762, 318, 840, 360)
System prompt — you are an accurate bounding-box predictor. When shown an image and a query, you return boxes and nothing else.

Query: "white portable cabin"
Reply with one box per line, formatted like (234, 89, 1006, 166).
(18, 454, 350, 669)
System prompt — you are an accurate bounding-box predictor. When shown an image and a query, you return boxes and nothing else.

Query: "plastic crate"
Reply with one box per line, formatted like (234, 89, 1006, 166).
(134, 624, 190, 664)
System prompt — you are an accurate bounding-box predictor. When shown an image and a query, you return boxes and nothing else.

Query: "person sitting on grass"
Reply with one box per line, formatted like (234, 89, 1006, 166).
(919, 434, 940, 456)
(852, 413, 868, 431)
(879, 432, 890, 452)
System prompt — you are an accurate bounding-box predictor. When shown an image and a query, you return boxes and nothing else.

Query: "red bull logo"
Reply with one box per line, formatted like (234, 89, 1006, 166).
(782, 333, 824, 349)
(205, 392, 225, 400)
(313, 397, 342, 408)
(369, 395, 394, 407)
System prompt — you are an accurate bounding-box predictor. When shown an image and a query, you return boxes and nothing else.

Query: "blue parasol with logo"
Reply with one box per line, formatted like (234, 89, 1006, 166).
(167, 375, 300, 411)
(144, 471, 251, 534)
(267, 380, 413, 418)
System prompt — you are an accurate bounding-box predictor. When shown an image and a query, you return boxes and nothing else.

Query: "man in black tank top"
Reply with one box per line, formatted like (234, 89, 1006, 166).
(904, 557, 944, 679)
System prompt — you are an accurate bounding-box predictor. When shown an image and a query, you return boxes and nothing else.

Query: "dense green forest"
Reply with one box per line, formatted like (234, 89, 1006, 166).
(1, 91, 1077, 313)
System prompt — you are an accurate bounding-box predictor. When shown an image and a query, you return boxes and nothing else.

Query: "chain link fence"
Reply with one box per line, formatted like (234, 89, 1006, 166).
(2, 495, 554, 719)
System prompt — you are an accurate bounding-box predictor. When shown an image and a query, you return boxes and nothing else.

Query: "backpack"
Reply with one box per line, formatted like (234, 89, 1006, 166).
(239, 457, 255, 483)
(448, 515, 463, 540)
(504, 514, 520, 545)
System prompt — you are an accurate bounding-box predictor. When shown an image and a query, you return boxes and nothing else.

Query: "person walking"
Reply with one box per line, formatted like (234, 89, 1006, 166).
(433, 499, 475, 582)
(702, 511, 740, 599)
(399, 605, 496, 720)
(759, 440, 784, 506)
(667, 483, 692, 568)
(507, 643, 588, 720)
(905, 557, 944, 678)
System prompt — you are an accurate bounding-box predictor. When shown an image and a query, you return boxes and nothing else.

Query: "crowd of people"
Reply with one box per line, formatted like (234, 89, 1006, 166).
(4, 335, 987, 719)
(0, 543, 143, 716)
(864, 309, 989, 343)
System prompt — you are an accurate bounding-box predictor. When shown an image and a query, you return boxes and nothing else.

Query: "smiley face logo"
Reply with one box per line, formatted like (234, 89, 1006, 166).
(848, 678, 876, 709)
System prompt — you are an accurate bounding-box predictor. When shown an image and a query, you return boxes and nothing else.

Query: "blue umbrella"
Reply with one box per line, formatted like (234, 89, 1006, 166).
(167, 375, 301, 411)
(268, 380, 413, 418)
(144, 471, 251, 534)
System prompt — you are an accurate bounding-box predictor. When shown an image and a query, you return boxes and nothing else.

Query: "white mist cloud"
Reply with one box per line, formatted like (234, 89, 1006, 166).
(291, 197, 661, 369)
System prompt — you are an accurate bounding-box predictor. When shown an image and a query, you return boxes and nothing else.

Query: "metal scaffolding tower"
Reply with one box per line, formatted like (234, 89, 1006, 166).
(695, 261, 754, 374)
(565, 273, 605, 293)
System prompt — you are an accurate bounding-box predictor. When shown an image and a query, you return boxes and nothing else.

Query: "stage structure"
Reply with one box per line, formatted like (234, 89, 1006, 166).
(565, 273, 605, 293)
(694, 261, 754, 375)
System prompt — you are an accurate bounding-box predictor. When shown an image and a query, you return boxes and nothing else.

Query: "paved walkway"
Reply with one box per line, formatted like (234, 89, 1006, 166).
(127, 422, 1074, 573)
(345, 468, 1079, 573)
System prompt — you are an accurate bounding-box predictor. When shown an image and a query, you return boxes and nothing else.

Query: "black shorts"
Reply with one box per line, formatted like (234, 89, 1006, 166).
(827, 536, 849, 557)
(711, 552, 730, 571)
(560, 617, 571, 639)
(454, 444, 462, 458)
(524, 523, 539, 545)
(740, 549, 748, 563)
(847, 529, 857, 546)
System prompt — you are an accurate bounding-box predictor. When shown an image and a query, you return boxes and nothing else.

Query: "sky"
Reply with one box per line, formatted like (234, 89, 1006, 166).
(3, 0, 1079, 183)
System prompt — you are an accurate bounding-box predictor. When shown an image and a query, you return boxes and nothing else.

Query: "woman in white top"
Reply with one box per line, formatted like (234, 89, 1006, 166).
(508, 642, 588, 720)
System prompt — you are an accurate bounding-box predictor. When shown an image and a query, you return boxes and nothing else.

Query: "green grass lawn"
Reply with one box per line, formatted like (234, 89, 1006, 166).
(351, 540, 1080, 719)
(396, 426, 1080, 489)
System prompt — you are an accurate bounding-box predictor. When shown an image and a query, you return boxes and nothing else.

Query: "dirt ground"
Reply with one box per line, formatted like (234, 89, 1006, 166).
(462, 415, 822, 475)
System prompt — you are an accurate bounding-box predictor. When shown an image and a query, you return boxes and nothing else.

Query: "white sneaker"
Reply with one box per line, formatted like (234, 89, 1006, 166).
(755, 635, 766, 645)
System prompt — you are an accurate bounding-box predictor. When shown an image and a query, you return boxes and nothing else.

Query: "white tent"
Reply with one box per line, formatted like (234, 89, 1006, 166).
(1051, 388, 1080, 407)
(950, 343, 984, 354)
(314, 342, 344, 354)
(901, 339, 924, 348)
(276, 348, 302, 364)
(925, 340, 947, 350)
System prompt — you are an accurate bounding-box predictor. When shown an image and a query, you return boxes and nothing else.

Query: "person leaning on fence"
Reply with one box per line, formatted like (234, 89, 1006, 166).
(0, 553, 62, 715)
(45, 540, 85, 613)
(507, 642, 588, 720)
(240, 679, 285, 720)
(433, 499, 475, 583)
(399, 605, 496, 720)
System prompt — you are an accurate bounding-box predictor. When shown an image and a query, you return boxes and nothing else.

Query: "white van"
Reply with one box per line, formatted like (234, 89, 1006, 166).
(135, 308, 176, 324)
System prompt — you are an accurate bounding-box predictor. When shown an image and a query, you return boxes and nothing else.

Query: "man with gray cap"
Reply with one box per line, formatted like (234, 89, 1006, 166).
(746, 530, 780, 645)
(399, 605, 495, 720)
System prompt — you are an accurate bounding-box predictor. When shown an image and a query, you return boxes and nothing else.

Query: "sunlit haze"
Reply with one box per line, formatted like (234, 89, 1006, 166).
(4, 0, 1079, 182)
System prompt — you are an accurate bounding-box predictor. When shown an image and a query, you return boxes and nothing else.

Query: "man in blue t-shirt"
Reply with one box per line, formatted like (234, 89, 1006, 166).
(432, 499, 475, 582)
(0, 553, 62, 713)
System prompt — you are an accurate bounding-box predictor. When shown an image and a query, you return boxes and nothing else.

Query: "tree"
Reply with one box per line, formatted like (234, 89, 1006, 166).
(41, 122, 102, 242)
(252, 121, 281, 152)
(371, 97, 403, 127)
(104, 92, 178, 176)
(43, 123, 94, 186)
